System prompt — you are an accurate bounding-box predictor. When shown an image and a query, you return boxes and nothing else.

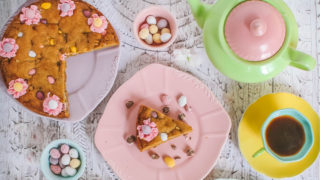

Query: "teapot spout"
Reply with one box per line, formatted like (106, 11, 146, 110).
(187, 0, 211, 28)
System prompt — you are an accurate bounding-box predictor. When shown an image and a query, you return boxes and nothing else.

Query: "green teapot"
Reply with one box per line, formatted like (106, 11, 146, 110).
(188, 0, 316, 83)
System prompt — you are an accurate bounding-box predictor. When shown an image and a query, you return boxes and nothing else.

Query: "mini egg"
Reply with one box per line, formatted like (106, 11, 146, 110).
(70, 158, 81, 169)
(60, 144, 70, 154)
(49, 157, 59, 165)
(152, 33, 161, 44)
(160, 33, 172, 43)
(28, 50, 36, 58)
(160, 133, 168, 141)
(161, 94, 171, 105)
(161, 28, 170, 34)
(163, 156, 175, 168)
(65, 166, 77, 176)
(149, 25, 158, 34)
(146, 15, 156, 25)
(178, 95, 187, 107)
(61, 168, 68, 177)
(60, 154, 71, 166)
(50, 148, 61, 159)
(145, 34, 153, 45)
(139, 28, 149, 40)
(69, 148, 79, 159)
(140, 23, 149, 30)
(17, 32, 23, 37)
(50, 165, 61, 175)
(157, 18, 168, 29)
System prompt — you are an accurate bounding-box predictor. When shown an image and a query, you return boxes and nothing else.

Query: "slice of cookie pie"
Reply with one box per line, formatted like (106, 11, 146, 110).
(136, 105, 192, 152)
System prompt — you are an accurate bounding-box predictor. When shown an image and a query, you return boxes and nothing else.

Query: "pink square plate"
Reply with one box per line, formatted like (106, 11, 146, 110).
(94, 64, 231, 180)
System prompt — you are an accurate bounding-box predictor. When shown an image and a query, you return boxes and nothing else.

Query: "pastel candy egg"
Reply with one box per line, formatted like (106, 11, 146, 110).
(157, 19, 168, 29)
(61, 154, 71, 166)
(178, 95, 187, 107)
(69, 148, 79, 159)
(145, 34, 153, 45)
(146, 15, 156, 25)
(47, 76, 55, 84)
(61, 168, 68, 177)
(48, 100, 58, 110)
(161, 28, 170, 34)
(151, 111, 158, 118)
(3, 43, 13, 52)
(163, 156, 175, 168)
(152, 33, 161, 44)
(28, 50, 36, 58)
(161, 94, 171, 105)
(50, 165, 61, 175)
(140, 23, 149, 30)
(50, 148, 61, 159)
(149, 25, 158, 34)
(60, 144, 70, 154)
(160, 33, 172, 43)
(28, 68, 36, 76)
(59, 159, 66, 168)
(139, 28, 149, 40)
(17, 32, 23, 37)
(65, 166, 77, 176)
(160, 133, 168, 141)
(70, 158, 81, 169)
(49, 157, 59, 165)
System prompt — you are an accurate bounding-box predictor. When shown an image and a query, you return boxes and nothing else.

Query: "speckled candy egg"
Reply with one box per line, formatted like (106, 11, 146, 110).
(160, 33, 172, 43)
(157, 18, 168, 29)
(146, 15, 156, 25)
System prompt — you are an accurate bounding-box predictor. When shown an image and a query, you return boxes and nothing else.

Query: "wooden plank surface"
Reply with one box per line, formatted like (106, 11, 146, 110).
(0, 0, 319, 179)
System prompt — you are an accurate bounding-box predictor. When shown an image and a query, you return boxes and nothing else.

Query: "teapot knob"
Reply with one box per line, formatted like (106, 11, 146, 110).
(250, 18, 267, 37)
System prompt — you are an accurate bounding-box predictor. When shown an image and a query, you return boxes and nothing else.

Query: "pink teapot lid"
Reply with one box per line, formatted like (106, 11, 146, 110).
(225, 1, 286, 61)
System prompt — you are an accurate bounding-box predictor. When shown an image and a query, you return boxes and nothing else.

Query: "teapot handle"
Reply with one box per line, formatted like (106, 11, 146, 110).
(187, 0, 211, 28)
(288, 47, 316, 71)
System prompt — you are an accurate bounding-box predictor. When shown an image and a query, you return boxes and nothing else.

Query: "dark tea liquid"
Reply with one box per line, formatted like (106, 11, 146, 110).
(266, 115, 305, 156)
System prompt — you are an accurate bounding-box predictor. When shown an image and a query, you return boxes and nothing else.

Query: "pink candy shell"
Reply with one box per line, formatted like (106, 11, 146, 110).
(140, 23, 149, 30)
(49, 148, 61, 159)
(60, 144, 70, 154)
(49, 157, 59, 165)
(50, 165, 62, 175)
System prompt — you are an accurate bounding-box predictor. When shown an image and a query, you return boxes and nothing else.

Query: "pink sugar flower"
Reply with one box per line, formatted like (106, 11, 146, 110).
(0, 38, 19, 58)
(7, 78, 28, 98)
(58, 0, 76, 17)
(88, 14, 108, 34)
(43, 93, 63, 116)
(20, 5, 41, 25)
(137, 118, 159, 142)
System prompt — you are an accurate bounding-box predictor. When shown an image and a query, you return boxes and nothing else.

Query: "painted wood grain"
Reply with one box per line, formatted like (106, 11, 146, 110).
(0, 0, 319, 179)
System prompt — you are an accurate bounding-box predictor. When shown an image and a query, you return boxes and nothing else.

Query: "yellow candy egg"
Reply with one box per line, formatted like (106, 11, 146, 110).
(149, 25, 158, 34)
(163, 156, 175, 168)
(70, 46, 77, 53)
(70, 159, 81, 169)
(41, 2, 51, 10)
(49, 39, 55, 46)
(152, 33, 161, 44)
(139, 28, 149, 40)
(161, 28, 171, 35)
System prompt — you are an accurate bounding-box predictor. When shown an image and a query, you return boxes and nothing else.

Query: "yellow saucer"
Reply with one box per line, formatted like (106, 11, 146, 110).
(238, 93, 320, 178)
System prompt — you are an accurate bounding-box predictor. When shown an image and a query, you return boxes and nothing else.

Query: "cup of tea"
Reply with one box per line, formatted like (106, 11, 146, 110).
(252, 108, 314, 162)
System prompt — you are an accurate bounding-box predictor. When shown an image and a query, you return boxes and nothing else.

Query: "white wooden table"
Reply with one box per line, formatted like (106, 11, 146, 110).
(0, 0, 319, 179)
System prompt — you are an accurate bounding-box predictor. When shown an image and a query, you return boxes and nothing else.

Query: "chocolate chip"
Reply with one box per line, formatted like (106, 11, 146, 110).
(174, 156, 181, 160)
(170, 144, 176, 150)
(83, 9, 91, 18)
(186, 148, 195, 156)
(126, 101, 134, 109)
(150, 152, 160, 159)
(126, 135, 136, 144)
(178, 113, 186, 121)
(151, 111, 158, 118)
(36, 91, 44, 100)
(162, 106, 170, 114)
(40, 19, 48, 24)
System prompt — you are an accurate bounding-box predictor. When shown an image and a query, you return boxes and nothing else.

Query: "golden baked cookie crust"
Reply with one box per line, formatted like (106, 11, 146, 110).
(0, 0, 119, 118)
